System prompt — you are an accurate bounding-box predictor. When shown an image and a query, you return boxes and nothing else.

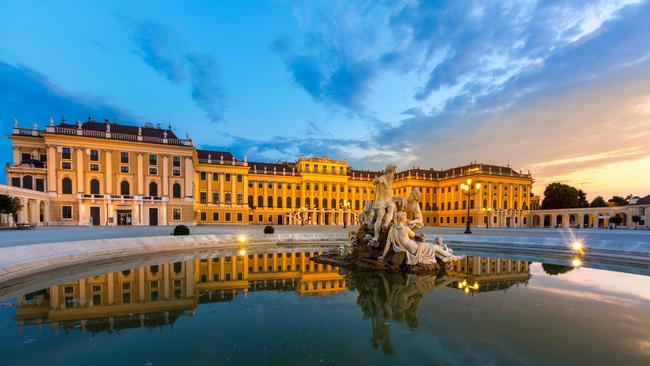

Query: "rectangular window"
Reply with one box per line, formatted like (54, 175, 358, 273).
(148, 167, 157, 175)
(172, 156, 181, 167)
(61, 147, 71, 160)
(237, 213, 243, 222)
(11, 177, 20, 187)
(61, 161, 72, 170)
(200, 172, 206, 180)
(213, 173, 219, 181)
(36, 179, 45, 192)
(200, 212, 207, 221)
(237, 174, 243, 182)
(89, 149, 99, 161)
(213, 212, 219, 221)
(212, 192, 219, 204)
(225, 174, 231, 182)
(173, 208, 181, 221)
(200, 192, 207, 204)
(225, 212, 231, 222)
(62, 206, 72, 219)
(237, 194, 243, 205)
(225, 193, 232, 204)
(122, 292, 131, 304)
(21, 153, 31, 163)
(40, 154, 47, 162)
(149, 154, 157, 165)
(173, 169, 181, 176)
(120, 166, 129, 173)
(120, 152, 129, 164)
(90, 163, 99, 171)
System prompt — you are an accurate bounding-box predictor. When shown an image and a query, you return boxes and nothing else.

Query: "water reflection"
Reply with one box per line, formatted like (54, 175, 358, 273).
(14, 248, 345, 333)
(349, 256, 531, 355)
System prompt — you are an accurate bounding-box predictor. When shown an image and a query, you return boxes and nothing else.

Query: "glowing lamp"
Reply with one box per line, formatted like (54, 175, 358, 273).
(571, 258, 582, 267)
(239, 249, 247, 256)
(571, 241, 583, 251)
(238, 234, 247, 243)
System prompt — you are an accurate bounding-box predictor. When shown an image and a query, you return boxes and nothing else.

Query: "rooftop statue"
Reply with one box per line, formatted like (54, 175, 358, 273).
(313, 163, 462, 272)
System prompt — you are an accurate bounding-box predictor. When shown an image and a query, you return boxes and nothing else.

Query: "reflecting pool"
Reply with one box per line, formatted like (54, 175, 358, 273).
(1, 245, 649, 365)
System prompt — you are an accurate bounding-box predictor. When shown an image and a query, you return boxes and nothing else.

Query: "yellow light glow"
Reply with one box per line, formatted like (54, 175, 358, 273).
(462, 280, 467, 286)
(464, 287, 470, 294)
(571, 241, 583, 251)
(239, 249, 247, 256)
(238, 234, 247, 243)
(475, 183, 481, 189)
(473, 283, 479, 290)
(572, 258, 583, 267)
(458, 283, 463, 289)
(467, 178, 472, 185)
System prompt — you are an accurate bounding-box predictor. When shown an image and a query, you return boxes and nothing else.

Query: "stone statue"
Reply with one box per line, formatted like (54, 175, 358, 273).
(405, 187, 424, 230)
(381, 211, 460, 265)
(357, 199, 374, 228)
(370, 164, 397, 246)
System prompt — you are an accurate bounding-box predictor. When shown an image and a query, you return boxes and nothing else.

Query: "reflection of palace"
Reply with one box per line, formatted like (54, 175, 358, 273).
(4, 119, 533, 227)
(14, 249, 345, 332)
(448, 256, 531, 293)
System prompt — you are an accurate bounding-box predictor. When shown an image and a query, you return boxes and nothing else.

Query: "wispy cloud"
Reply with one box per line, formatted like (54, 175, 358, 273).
(128, 19, 225, 123)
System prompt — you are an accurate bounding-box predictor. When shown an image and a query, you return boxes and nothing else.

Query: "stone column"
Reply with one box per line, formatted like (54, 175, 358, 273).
(243, 175, 248, 206)
(79, 278, 86, 306)
(231, 174, 236, 206)
(162, 155, 169, 197)
(219, 174, 225, 205)
(13, 148, 20, 167)
(78, 199, 85, 226)
(184, 156, 194, 198)
(137, 153, 144, 195)
(76, 148, 84, 193)
(105, 150, 112, 194)
(207, 171, 213, 203)
(47, 145, 57, 193)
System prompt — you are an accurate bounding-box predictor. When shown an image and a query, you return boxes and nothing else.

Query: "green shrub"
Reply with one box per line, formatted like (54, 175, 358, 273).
(264, 225, 274, 234)
(173, 224, 190, 236)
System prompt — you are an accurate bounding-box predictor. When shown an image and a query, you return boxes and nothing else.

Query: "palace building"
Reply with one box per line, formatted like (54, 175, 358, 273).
(4, 118, 534, 227)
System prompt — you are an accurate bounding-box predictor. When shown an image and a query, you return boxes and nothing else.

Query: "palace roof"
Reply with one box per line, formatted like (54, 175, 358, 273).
(634, 194, 650, 205)
(57, 119, 180, 139)
(249, 161, 296, 175)
(196, 149, 235, 162)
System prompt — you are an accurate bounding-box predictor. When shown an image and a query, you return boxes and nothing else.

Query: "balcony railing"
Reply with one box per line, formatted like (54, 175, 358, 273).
(45, 127, 193, 146)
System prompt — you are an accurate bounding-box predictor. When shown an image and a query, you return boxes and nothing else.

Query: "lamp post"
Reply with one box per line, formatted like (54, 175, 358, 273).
(460, 178, 481, 234)
(340, 200, 351, 228)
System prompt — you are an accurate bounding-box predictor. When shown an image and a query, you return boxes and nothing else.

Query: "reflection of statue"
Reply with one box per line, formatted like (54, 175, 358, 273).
(382, 212, 459, 265)
(350, 271, 451, 355)
(371, 164, 397, 245)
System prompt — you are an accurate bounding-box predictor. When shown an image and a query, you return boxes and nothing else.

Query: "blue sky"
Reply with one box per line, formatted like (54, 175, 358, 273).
(1, 0, 650, 199)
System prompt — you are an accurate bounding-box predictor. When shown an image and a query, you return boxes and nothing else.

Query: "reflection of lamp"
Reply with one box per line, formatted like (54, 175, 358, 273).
(460, 179, 481, 234)
(457, 279, 480, 294)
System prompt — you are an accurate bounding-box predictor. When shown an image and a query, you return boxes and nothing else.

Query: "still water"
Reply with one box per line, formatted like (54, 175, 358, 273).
(0, 245, 648, 366)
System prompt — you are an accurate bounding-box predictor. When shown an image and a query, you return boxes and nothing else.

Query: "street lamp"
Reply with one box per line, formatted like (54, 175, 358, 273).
(460, 178, 481, 234)
(340, 200, 351, 228)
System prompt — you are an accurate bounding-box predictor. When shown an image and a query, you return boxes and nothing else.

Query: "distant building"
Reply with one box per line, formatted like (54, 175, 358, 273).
(5, 118, 534, 227)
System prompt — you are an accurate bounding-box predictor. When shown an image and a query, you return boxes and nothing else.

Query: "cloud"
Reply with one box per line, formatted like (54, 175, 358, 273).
(0, 60, 137, 182)
(128, 19, 225, 123)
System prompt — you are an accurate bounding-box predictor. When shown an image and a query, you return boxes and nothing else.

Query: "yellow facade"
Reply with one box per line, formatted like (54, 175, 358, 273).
(6, 119, 534, 227)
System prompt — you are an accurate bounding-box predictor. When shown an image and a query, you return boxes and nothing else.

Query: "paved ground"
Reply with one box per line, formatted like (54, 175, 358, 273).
(0, 224, 648, 247)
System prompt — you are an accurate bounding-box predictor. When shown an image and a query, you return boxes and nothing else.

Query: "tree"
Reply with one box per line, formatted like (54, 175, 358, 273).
(0, 194, 22, 216)
(609, 215, 623, 227)
(577, 189, 589, 208)
(632, 215, 641, 229)
(542, 263, 574, 276)
(541, 183, 580, 209)
(608, 196, 627, 206)
(590, 196, 607, 207)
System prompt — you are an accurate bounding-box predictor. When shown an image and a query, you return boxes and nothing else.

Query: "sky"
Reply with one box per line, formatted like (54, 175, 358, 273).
(1, 0, 649, 200)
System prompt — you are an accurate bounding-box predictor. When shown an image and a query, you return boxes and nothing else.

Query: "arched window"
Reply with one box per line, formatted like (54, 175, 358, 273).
(149, 182, 158, 197)
(23, 175, 33, 190)
(277, 196, 283, 208)
(331, 199, 336, 209)
(314, 199, 319, 208)
(172, 183, 181, 198)
(286, 197, 292, 208)
(173, 262, 182, 274)
(493, 200, 497, 209)
(90, 179, 100, 195)
(120, 180, 130, 196)
(267, 196, 273, 208)
(514, 201, 518, 210)
(258, 195, 264, 207)
(305, 197, 310, 208)
(322, 198, 327, 209)
(61, 177, 73, 194)
(296, 197, 301, 208)
(522, 202, 528, 210)
(483, 199, 487, 208)
(503, 200, 508, 209)
(339, 199, 344, 208)
(355, 200, 360, 210)
(248, 195, 254, 207)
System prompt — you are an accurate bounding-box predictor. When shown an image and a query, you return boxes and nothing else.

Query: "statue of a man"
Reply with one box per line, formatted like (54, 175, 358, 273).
(405, 187, 424, 230)
(371, 164, 397, 245)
